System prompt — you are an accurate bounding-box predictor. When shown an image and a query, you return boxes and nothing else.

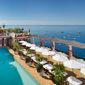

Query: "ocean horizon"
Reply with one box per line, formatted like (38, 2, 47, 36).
(0, 25, 85, 58)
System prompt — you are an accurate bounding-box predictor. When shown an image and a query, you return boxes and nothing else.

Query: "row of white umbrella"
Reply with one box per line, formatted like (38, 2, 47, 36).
(19, 40, 85, 75)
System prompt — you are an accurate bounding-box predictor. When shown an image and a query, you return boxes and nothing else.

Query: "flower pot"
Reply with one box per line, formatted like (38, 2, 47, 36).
(27, 62, 31, 66)
(20, 52, 23, 56)
(14, 51, 17, 55)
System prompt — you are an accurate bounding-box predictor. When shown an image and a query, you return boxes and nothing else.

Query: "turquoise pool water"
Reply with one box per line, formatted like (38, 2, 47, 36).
(0, 47, 41, 85)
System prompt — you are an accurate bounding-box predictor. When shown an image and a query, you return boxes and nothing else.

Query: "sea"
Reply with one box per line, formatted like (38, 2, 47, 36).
(0, 25, 85, 58)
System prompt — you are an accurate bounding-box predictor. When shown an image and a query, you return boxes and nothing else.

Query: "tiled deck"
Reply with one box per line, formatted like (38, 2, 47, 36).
(6, 46, 54, 85)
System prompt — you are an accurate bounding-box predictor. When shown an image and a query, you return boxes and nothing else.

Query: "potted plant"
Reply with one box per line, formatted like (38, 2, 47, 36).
(11, 28, 13, 32)
(12, 42, 18, 48)
(3, 28, 6, 33)
(18, 51, 23, 56)
(14, 28, 17, 33)
(36, 63, 43, 72)
(18, 46, 24, 51)
(18, 51, 23, 59)
(25, 56, 31, 66)
(13, 47, 17, 54)
(35, 54, 44, 62)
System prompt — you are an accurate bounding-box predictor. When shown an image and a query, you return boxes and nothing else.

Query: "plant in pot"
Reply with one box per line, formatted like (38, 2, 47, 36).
(3, 28, 6, 33)
(18, 46, 24, 51)
(13, 47, 17, 54)
(36, 63, 43, 73)
(18, 51, 23, 59)
(12, 42, 18, 48)
(35, 54, 44, 62)
(11, 28, 13, 32)
(18, 51, 23, 56)
(25, 56, 31, 66)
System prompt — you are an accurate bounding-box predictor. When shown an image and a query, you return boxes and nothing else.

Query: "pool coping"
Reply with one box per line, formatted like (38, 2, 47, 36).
(6, 46, 54, 85)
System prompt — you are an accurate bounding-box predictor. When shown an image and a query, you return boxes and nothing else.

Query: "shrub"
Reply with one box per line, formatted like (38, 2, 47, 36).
(51, 63, 67, 85)
(36, 63, 43, 72)
(52, 68, 67, 85)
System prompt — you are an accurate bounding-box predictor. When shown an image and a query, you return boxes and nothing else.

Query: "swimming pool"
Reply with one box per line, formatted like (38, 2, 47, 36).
(0, 47, 41, 85)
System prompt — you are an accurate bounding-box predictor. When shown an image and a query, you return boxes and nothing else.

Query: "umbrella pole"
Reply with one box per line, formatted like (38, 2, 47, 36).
(69, 68, 70, 76)
(48, 55, 49, 60)
(81, 73, 83, 82)
(75, 69, 76, 77)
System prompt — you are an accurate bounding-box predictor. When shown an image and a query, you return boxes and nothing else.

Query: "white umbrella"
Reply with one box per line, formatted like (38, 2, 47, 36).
(30, 44, 36, 47)
(64, 60, 83, 69)
(26, 43, 32, 47)
(80, 68, 85, 75)
(49, 51, 56, 55)
(30, 46, 39, 50)
(21, 42, 28, 45)
(36, 47, 48, 52)
(42, 51, 55, 60)
(42, 51, 55, 56)
(19, 41, 27, 43)
(43, 64, 53, 70)
(39, 60, 47, 65)
(52, 54, 68, 62)
(64, 60, 84, 77)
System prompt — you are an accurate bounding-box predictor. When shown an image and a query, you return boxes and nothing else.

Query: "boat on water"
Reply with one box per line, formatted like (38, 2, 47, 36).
(73, 38, 76, 40)
(68, 35, 70, 37)
(78, 32, 81, 34)
(61, 31, 64, 33)
(63, 37, 66, 39)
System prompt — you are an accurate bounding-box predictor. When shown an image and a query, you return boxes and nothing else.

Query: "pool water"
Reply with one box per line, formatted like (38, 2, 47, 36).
(0, 47, 41, 85)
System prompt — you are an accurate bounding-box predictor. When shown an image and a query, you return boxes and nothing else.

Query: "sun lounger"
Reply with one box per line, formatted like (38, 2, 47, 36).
(27, 54, 35, 57)
(22, 50, 27, 55)
(31, 57, 38, 63)
(43, 64, 53, 70)
(67, 76, 83, 85)
(39, 60, 48, 65)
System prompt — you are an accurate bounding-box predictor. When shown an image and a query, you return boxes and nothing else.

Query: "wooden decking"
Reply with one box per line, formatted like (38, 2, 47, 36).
(6, 46, 54, 85)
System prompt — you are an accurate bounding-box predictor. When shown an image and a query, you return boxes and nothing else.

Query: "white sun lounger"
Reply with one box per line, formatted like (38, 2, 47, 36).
(27, 54, 35, 57)
(31, 57, 38, 63)
(22, 50, 27, 55)
(43, 64, 53, 70)
(67, 76, 83, 85)
(39, 60, 47, 65)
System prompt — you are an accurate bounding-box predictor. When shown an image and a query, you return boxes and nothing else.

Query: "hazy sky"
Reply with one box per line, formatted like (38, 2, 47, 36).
(0, 0, 85, 25)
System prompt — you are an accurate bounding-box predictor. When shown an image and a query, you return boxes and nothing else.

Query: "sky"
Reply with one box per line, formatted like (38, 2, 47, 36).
(0, 0, 85, 25)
